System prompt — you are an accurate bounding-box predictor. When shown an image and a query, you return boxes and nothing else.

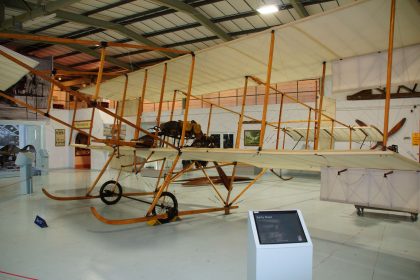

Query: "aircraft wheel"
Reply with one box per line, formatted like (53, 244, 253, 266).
(152, 191, 178, 223)
(99, 180, 123, 205)
(355, 206, 364, 216)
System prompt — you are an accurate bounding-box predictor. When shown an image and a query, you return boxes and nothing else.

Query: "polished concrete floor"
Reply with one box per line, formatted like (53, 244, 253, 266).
(0, 168, 419, 280)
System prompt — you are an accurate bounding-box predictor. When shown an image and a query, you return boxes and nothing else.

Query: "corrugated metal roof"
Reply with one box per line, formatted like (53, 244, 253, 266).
(1, 0, 361, 83)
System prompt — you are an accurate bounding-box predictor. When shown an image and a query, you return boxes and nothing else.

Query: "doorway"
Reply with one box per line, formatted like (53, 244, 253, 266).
(74, 133, 90, 169)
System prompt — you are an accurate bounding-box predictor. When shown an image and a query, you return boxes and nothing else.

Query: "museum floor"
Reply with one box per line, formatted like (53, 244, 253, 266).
(0, 168, 419, 280)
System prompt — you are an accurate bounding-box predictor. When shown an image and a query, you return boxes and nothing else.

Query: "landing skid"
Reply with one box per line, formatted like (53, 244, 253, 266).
(42, 188, 154, 201)
(90, 205, 239, 225)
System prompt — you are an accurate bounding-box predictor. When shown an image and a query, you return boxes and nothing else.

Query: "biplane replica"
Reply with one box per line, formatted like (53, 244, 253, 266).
(0, 0, 419, 225)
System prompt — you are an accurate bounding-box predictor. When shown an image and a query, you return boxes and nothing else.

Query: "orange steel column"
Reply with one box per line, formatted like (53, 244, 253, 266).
(314, 61, 326, 150)
(275, 93, 285, 150)
(259, 30, 275, 150)
(134, 69, 148, 139)
(180, 54, 196, 147)
(382, 0, 396, 150)
(235, 76, 249, 148)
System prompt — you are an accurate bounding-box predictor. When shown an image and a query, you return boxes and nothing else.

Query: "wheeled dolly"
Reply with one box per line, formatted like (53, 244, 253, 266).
(355, 205, 418, 222)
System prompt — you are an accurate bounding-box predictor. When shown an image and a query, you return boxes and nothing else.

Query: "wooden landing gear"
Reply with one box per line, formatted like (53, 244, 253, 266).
(152, 191, 178, 223)
(99, 180, 122, 205)
(355, 205, 418, 222)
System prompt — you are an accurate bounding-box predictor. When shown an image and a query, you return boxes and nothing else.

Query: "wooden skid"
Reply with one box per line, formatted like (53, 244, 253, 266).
(90, 205, 239, 225)
(42, 188, 155, 201)
(42, 188, 99, 201)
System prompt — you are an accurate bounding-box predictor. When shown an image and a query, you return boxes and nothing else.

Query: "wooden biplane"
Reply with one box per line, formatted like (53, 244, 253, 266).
(0, 0, 419, 225)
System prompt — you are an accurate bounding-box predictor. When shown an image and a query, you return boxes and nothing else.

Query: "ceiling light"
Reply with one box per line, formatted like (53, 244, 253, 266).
(257, 4, 279, 14)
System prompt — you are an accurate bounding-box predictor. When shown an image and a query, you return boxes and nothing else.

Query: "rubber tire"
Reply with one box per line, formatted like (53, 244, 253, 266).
(99, 180, 123, 205)
(152, 192, 178, 223)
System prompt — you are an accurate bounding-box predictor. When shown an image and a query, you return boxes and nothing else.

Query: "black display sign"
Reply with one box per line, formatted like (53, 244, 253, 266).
(253, 211, 307, 245)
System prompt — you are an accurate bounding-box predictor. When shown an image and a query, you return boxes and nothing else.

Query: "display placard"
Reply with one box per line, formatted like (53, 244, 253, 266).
(253, 210, 307, 244)
(55, 129, 65, 146)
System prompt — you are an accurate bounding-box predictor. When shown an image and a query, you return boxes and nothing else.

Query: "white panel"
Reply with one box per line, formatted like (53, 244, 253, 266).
(321, 167, 420, 213)
(332, 44, 420, 93)
(0, 46, 39, 91)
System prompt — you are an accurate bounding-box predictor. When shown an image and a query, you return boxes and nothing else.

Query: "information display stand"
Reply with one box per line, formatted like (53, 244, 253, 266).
(248, 210, 312, 280)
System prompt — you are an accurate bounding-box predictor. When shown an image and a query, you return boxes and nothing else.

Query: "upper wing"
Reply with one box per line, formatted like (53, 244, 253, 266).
(80, 0, 420, 102)
(285, 126, 383, 142)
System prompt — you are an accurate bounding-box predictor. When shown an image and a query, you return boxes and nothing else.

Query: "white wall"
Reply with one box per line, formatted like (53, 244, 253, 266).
(43, 109, 73, 169)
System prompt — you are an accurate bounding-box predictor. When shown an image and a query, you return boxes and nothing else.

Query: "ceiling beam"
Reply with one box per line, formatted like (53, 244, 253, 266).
(289, 0, 309, 18)
(55, 11, 177, 58)
(67, 44, 134, 70)
(148, 0, 232, 41)
(0, 0, 81, 31)
(68, 26, 269, 68)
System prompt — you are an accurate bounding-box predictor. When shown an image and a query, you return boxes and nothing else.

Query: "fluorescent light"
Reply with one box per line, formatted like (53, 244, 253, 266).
(257, 4, 279, 14)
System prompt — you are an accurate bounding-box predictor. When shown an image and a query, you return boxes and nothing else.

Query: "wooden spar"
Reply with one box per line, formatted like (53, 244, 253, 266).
(207, 104, 213, 135)
(198, 164, 226, 204)
(235, 77, 249, 148)
(349, 126, 352, 150)
(180, 54, 196, 147)
(305, 108, 312, 149)
(55, 70, 125, 76)
(229, 168, 267, 205)
(146, 153, 181, 216)
(282, 128, 286, 150)
(178, 90, 277, 128)
(225, 163, 238, 212)
(0, 32, 190, 55)
(0, 49, 177, 149)
(116, 75, 129, 141)
(275, 93, 285, 150)
(87, 106, 95, 145)
(0, 91, 99, 140)
(134, 69, 148, 139)
(383, 0, 396, 150)
(69, 97, 78, 145)
(88, 46, 106, 144)
(112, 102, 119, 141)
(46, 73, 55, 115)
(249, 75, 349, 129)
(86, 149, 116, 196)
(169, 90, 177, 122)
(259, 30, 276, 150)
(155, 63, 168, 140)
(154, 158, 167, 191)
(314, 61, 327, 150)
(329, 120, 335, 149)
(93, 46, 107, 100)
